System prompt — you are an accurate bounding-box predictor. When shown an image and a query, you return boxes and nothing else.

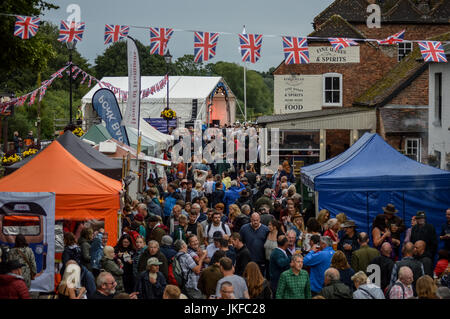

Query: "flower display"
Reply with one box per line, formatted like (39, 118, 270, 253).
(160, 108, 176, 120)
(72, 127, 85, 137)
(22, 148, 38, 158)
(1, 153, 21, 165)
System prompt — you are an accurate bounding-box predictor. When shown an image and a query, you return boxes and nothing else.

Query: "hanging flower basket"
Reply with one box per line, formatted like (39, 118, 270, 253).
(160, 108, 176, 120)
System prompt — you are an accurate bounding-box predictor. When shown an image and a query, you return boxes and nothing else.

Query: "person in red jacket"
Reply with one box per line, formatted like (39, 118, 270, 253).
(0, 260, 30, 299)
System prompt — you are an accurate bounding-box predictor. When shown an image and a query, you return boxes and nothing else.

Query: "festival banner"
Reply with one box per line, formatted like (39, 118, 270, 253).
(0, 192, 55, 292)
(122, 36, 140, 129)
(92, 88, 130, 145)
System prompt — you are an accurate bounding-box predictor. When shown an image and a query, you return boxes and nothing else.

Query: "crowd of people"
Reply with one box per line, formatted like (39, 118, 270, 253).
(1, 133, 450, 299)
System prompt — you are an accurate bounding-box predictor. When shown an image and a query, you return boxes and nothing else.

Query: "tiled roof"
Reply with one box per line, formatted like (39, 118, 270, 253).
(380, 108, 428, 133)
(309, 14, 367, 39)
(256, 107, 372, 124)
(354, 31, 450, 107)
(314, 0, 450, 26)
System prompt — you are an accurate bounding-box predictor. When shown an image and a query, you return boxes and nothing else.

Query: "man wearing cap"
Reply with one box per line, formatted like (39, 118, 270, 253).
(0, 260, 30, 299)
(337, 221, 360, 265)
(411, 211, 438, 260)
(379, 204, 405, 254)
(137, 240, 169, 280)
(160, 235, 177, 263)
(135, 257, 167, 299)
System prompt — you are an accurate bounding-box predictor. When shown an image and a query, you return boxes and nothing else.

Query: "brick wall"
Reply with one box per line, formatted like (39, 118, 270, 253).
(273, 24, 448, 109)
(385, 133, 428, 163)
(326, 129, 350, 159)
(273, 42, 397, 108)
(389, 69, 429, 106)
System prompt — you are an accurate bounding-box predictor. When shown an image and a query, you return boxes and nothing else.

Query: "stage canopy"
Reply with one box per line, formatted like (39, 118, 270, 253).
(301, 133, 450, 237)
(0, 141, 122, 245)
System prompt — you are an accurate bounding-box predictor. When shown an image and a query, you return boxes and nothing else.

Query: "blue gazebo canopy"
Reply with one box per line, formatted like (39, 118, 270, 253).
(301, 133, 450, 192)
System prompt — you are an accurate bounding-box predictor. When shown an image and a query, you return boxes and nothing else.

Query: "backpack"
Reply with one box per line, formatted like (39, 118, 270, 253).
(156, 224, 169, 234)
(167, 257, 178, 286)
(385, 282, 405, 299)
(206, 222, 228, 240)
(172, 253, 189, 289)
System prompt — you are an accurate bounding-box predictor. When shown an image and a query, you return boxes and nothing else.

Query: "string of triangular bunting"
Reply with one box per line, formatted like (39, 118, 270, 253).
(0, 63, 168, 113)
(8, 14, 449, 63)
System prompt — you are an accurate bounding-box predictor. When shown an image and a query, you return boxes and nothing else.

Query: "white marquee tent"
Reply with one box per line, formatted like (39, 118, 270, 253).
(81, 76, 237, 128)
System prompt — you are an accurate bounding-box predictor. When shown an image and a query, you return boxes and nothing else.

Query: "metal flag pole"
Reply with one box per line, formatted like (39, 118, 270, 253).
(243, 25, 247, 123)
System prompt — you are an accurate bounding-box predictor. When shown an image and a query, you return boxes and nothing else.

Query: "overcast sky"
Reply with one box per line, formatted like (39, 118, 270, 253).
(41, 0, 335, 72)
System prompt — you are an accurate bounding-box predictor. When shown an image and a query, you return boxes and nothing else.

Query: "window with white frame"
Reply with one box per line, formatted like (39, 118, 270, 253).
(398, 42, 413, 61)
(323, 73, 342, 107)
(405, 138, 421, 162)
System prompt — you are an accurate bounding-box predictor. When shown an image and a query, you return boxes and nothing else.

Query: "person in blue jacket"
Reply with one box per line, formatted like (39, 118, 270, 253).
(222, 180, 245, 216)
(163, 183, 182, 225)
(303, 236, 335, 295)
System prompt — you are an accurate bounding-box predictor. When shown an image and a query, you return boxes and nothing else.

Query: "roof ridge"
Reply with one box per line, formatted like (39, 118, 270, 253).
(309, 14, 368, 39)
(354, 31, 450, 107)
(383, 0, 426, 18)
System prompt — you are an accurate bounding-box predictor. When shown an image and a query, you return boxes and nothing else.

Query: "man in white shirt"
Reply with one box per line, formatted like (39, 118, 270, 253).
(205, 211, 231, 245)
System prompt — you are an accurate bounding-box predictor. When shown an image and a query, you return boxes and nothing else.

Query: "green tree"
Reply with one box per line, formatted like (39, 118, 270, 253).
(6, 22, 92, 141)
(94, 40, 168, 79)
(173, 54, 213, 76)
(209, 62, 273, 121)
(0, 0, 58, 89)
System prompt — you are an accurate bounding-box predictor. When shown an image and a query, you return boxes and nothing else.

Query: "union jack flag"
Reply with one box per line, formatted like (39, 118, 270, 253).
(282, 37, 309, 64)
(239, 33, 263, 63)
(377, 30, 405, 45)
(104, 24, 129, 45)
(328, 38, 358, 50)
(418, 41, 447, 63)
(149, 27, 173, 55)
(58, 20, 85, 43)
(28, 90, 38, 106)
(193, 31, 219, 63)
(80, 72, 88, 84)
(14, 15, 40, 39)
(15, 95, 28, 106)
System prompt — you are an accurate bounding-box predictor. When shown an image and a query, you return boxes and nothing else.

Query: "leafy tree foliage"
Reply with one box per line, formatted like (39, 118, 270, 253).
(0, 0, 58, 88)
(94, 40, 168, 79)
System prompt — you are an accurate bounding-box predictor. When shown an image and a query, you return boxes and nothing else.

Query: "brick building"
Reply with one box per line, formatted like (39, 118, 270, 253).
(257, 0, 449, 165)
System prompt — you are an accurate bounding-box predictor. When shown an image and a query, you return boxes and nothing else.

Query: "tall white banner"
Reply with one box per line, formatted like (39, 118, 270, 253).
(122, 37, 140, 129)
(0, 192, 55, 292)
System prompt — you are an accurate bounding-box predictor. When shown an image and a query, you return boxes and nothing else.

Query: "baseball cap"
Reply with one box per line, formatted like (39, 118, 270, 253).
(147, 257, 163, 266)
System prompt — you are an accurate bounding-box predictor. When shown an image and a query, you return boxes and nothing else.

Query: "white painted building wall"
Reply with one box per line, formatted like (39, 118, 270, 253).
(428, 61, 450, 170)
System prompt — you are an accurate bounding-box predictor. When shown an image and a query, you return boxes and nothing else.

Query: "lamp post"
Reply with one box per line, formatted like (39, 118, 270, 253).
(163, 50, 172, 134)
(66, 41, 76, 125)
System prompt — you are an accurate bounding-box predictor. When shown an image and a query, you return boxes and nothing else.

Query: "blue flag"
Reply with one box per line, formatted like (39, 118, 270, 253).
(92, 88, 130, 145)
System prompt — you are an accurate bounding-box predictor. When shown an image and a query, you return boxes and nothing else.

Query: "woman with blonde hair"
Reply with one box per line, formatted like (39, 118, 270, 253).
(331, 250, 355, 290)
(227, 204, 242, 231)
(324, 218, 340, 249)
(286, 213, 304, 247)
(317, 209, 330, 235)
(243, 262, 272, 299)
(101, 246, 124, 293)
(416, 275, 439, 299)
(57, 261, 87, 299)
